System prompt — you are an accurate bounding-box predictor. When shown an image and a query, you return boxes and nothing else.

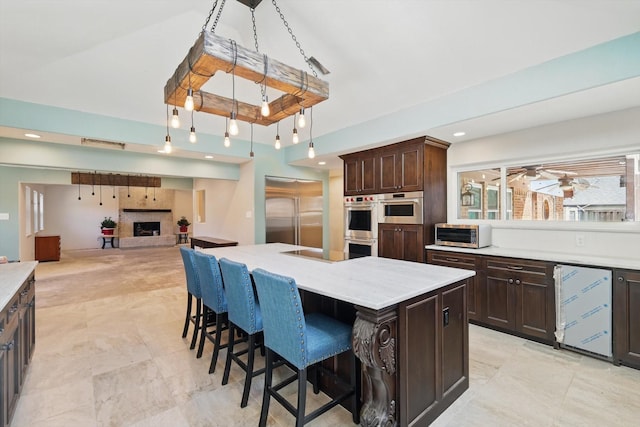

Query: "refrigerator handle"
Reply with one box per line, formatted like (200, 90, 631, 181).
(294, 197, 300, 245)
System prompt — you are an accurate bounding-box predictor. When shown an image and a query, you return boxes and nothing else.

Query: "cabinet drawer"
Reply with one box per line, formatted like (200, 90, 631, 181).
(429, 251, 478, 270)
(485, 257, 551, 277)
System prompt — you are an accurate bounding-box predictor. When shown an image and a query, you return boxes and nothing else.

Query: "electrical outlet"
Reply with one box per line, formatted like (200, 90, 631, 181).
(575, 234, 585, 247)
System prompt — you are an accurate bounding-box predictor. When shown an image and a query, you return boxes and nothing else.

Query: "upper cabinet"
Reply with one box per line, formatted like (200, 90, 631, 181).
(378, 139, 424, 193)
(341, 137, 432, 196)
(343, 151, 377, 195)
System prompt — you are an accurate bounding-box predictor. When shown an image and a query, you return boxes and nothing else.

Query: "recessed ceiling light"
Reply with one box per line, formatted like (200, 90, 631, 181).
(24, 133, 41, 138)
(318, 161, 326, 165)
(453, 131, 466, 137)
(157, 149, 166, 153)
(205, 155, 213, 159)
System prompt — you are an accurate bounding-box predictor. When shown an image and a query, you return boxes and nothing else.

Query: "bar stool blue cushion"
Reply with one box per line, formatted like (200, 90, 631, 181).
(193, 251, 229, 373)
(218, 257, 265, 408)
(179, 246, 202, 350)
(252, 267, 358, 426)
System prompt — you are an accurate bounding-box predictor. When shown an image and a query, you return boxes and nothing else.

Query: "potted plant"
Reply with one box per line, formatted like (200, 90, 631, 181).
(101, 216, 117, 235)
(177, 216, 191, 233)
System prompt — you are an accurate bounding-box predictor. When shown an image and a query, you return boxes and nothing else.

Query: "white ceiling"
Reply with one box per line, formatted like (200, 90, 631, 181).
(1, 0, 639, 170)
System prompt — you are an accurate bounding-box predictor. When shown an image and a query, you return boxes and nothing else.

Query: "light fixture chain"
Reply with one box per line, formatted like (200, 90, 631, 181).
(201, 0, 220, 35)
(211, 0, 227, 33)
(251, 8, 267, 98)
(271, 0, 317, 77)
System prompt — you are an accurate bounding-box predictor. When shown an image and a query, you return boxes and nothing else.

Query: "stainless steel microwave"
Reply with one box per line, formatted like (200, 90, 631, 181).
(378, 191, 423, 224)
(434, 223, 491, 248)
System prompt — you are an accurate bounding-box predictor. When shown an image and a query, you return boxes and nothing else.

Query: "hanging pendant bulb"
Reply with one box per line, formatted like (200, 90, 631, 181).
(298, 108, 306, 128)
(249, 123, 254, 158)
(189, 109, 197, 143)
(274, 122, 281, 150)
(307, 106, 315, 158)
(170, 107, 180, 128)
(292, 115, 299, 144)
(261, 95, 270, 117)
(164, 135, 172, 153)
(224, 132, 231, 148)
(184, 87, 194, 111)
(229, 112, 239, 136)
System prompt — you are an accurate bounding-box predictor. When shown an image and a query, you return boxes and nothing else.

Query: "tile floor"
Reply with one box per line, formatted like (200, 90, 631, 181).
(10, 246, 640, 426)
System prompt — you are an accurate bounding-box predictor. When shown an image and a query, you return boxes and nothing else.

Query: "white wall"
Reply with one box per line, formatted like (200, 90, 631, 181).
(447, 107, 640, 263)
(193, 162, 255, 245)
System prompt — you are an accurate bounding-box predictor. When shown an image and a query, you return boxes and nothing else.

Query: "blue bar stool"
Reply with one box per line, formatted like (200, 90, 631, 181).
(218, 257, 265, 408)
(252, 268, 359, 427)
(193, 251, 230, 373)
(179, 246, 202, 350)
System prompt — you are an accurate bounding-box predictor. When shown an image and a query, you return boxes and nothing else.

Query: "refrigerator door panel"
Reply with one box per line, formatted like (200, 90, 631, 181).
(555, 265, 612, 358)
(265, 177, 323, 248)
(265, 197, 296, 245)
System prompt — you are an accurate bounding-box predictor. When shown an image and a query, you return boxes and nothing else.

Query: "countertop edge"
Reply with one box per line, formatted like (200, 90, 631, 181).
(0, 261, 38, 309)
(425, 245, 639, 270)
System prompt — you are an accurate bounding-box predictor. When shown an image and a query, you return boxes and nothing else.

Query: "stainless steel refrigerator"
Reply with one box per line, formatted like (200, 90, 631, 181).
(265, 176, 323, 248)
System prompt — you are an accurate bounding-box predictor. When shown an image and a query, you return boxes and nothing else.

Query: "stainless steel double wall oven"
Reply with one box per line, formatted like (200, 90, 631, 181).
(344, 191, 424, 256)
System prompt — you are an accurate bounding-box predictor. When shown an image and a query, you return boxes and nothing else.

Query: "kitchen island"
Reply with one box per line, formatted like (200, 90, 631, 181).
(202, 243, 474, 427)
(0, 261, 37, 427)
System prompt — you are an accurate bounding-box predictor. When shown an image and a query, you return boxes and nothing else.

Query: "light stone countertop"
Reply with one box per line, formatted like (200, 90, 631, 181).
(0, 261, 38, 309)
(425, 245, 639, 270)
(201, 243, 474, 310)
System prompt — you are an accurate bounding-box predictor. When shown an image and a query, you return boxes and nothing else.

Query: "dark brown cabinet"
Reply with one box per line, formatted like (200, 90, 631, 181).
(378, 224, 424, 263)
(342, 152, 376, 196)
(35, 235, 60, 262)
(484, 257, 555, 343)
(378, 139, 424, 193)
(427, 250, 482, 322)
(1, 272, 35, 427)
(613, 269, 640, 369)
(398, 279, 468, 426)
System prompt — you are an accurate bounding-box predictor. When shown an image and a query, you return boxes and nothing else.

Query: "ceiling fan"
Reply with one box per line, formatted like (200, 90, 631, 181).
(498, 166, 577, 183)
(530, 174, 598, 198)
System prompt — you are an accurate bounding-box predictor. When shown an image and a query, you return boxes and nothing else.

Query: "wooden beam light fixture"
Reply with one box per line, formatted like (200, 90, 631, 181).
(163, 0, 329, 135)
(71, 172, 161, 188)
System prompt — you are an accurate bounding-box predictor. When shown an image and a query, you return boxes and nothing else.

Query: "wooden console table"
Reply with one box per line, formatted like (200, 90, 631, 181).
(190, 236, 238, 249)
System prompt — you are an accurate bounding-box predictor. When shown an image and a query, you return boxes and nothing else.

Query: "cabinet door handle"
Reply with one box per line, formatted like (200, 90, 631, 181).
(445, 257, 459, 262)
(2, 340, 15, 351)
(618, 276, 624, 282)
(508, 278, 514, 284)
(0, 328, 4, 336)
(20, 289, 28, 296)
(507, 265, 524, 271)
(8, 304, 18, 314)
(515, 279, 521, 285)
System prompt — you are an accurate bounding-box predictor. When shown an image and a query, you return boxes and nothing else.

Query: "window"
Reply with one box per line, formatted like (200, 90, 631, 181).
(25, 185, 31, 236)
(458, 154, 639, 222)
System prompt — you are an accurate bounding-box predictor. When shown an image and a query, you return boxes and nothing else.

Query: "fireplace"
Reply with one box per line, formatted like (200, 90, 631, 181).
(133, 221, 161, 237)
